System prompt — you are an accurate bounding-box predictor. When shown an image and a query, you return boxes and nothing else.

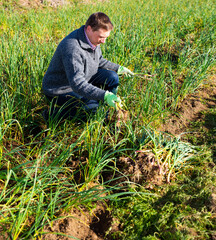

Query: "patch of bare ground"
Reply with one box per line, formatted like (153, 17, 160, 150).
(14, 0, 106, 9)
(9, 0, 70, 9)
(209, 191, 216, 240)
(116, 151, 169, 189)
(42, 204, 120, 240)
(210, 192, 216, 213)
(0, 232, 9, 240)
(159, 74, 216, 135)
(17, 0, 41, 8)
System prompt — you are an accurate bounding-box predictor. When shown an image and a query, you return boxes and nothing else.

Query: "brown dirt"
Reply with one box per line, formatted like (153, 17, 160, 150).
(0, 232, 9, 240)
(210, 193, 216, 213)
(9, 0, 106, 9)
(2, 0, 70, 9)
(42, 204, 120, 240)
(18, 0, 69, 8)
(116, 151, 169, 189)
(159, 74, 216, 135)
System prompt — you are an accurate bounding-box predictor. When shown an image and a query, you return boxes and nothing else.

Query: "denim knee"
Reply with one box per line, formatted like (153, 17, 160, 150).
(106, 71, 119, 90)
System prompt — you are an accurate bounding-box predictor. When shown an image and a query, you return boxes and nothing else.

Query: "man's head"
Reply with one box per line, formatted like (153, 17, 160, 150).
(85, 12, 113, 46)
(85, 12, 113, 32)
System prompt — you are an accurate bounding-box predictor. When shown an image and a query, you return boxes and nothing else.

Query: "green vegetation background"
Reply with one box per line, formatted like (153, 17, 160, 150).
(0, 0, 215, 239)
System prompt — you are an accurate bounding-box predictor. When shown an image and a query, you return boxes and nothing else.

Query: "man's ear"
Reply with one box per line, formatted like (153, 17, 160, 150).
(86, 25, 92, 33)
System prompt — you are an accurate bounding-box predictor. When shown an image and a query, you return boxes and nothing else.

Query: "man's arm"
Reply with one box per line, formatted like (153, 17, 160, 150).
(62, 48, 106, 101)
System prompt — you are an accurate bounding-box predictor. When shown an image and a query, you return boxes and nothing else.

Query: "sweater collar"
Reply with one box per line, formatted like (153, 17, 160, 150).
(78, 25, 97, 51)
(84, 28, 96, 50)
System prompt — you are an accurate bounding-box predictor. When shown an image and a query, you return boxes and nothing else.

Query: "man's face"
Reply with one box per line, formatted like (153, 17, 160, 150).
(86, 26, 111, 46)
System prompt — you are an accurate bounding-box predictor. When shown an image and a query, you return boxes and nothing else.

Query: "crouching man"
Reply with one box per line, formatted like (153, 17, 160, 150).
(42, 12, 133, 121)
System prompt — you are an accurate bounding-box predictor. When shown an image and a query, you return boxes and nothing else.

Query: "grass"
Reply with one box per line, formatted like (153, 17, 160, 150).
(0, 0, 216, 239)
(111, 116, 216, 240)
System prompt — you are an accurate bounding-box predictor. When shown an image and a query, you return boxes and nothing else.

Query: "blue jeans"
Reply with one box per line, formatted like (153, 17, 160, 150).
(45, 68, 119, 120)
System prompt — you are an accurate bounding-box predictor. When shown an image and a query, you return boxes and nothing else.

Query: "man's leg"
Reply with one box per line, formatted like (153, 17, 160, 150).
(80, 69, 119, 114)
(45, 92, 84, 120)
(89, 68, 119, 94)
(88, 68, 119, 118)
(43, 69, 119, 122)
(45, 91, 99, 121)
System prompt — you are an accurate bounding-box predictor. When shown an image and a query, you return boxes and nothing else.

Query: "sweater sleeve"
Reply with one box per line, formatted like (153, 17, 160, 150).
(61, 44, 106, 101)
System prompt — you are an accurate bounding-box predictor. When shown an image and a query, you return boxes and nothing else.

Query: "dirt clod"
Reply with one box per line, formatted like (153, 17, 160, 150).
(118, 151, 168, 189)
(42, 205, 119, 240)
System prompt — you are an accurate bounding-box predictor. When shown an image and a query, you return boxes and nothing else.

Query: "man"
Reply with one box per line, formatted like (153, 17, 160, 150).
(42, 12, 133, 120)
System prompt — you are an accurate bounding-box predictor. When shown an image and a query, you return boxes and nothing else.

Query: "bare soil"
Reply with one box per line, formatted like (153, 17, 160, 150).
(117, 151, 169, 189)
(17, 0, 69, 8)
(159, 74, 216, 135)
(10, 0, 106, 9)
(42, 204, 120, 240)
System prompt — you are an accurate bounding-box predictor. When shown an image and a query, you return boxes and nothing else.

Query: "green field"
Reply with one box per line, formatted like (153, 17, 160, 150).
(0, 0, 216, 239)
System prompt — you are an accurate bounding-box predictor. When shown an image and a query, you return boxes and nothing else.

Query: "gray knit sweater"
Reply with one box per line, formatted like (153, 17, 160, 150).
(42, 25, 119, 101)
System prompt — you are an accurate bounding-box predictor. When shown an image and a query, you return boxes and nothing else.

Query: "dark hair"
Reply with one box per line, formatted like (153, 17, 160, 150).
(85, 12, 113, 31)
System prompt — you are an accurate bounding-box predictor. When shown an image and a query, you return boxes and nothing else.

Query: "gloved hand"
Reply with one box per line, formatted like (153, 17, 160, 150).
(104, 91, 122, 109)
(117, 66, 134, 76)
